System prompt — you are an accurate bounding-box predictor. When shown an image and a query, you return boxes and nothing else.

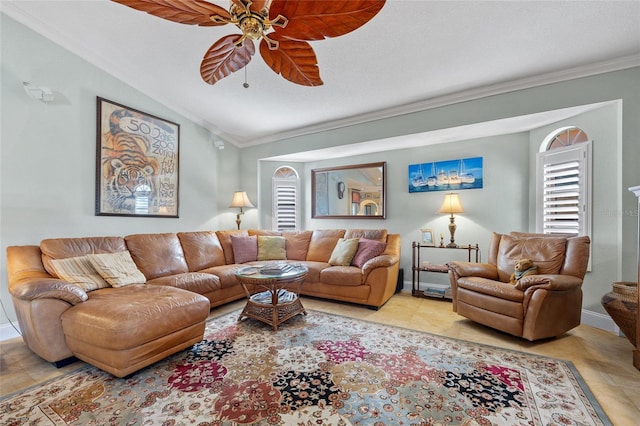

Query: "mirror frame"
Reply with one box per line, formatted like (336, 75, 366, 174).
(311, 162, 386, 219)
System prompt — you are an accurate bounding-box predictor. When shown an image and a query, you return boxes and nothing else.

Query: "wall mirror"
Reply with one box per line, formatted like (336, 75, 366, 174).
(312, 162, 386, 219)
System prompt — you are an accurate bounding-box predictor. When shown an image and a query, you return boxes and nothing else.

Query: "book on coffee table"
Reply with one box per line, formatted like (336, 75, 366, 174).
(260, 263, 294, 275)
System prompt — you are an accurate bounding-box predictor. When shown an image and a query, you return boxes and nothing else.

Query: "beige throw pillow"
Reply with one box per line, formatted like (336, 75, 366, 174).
(51, 255, 110, 292)
(87, 251, 146, 288)
(257, 235, 287, 261)
(328, 238, 360, 266)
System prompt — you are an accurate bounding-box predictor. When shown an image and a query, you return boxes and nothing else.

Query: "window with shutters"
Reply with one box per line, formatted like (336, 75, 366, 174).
(535, 127, 591, 237)
(272, 166, 300, 231)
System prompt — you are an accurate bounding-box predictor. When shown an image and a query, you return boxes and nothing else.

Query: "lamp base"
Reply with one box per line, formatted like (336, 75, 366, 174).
(446, 243, 458, 248)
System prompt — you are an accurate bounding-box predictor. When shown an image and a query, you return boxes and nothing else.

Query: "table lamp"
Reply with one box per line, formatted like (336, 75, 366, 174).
(230, 191, 254, 229)
(438, 193, 464, 248)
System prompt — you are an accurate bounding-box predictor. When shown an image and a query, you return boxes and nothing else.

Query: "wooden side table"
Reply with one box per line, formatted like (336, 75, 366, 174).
(235, 263, 308, 330)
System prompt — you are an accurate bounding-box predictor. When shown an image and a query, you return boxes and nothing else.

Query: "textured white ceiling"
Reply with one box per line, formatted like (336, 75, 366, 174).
(3, 0, 640, 148)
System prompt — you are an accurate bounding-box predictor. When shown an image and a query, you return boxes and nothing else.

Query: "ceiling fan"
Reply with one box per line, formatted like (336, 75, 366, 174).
(112, 0, 386, 86)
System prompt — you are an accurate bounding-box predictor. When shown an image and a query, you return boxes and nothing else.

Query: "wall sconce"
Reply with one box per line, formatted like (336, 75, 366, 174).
(229, 191, 254, 229)
(337, 181, 345, 199)
(437, 192, 464, 248)
(23, 82, 54, 103)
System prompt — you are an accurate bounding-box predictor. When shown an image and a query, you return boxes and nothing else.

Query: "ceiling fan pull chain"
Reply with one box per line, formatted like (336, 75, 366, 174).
(243, 66, 249, 89)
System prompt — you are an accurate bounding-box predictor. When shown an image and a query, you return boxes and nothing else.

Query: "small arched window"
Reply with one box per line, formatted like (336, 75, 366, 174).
(536, 126, 592, 237)
(272, 166, 300, 231)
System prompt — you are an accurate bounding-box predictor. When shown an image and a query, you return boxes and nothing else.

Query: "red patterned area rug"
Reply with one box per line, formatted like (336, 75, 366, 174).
(1, 309, 611, 425)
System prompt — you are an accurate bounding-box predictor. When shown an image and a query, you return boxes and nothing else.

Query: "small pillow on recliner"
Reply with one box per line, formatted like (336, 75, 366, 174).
(231, 234, 258, 264)
(351, 238, 386, 268)
(328, 238, 360, 266)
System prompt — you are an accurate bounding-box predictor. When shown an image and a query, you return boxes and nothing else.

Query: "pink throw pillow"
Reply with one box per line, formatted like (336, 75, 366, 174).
(231, 235, 258, 264)
(351, 238, 386, 268)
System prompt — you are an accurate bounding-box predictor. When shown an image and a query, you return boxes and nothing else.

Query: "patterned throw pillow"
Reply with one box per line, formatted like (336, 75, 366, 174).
(231, 234, 258, 264)
(351, 238, 387, 268)
(87, 251, 147, 288)
(328, 238, 360, 266)
(257, 236, 287, 261)
(50, 255, 110, 292)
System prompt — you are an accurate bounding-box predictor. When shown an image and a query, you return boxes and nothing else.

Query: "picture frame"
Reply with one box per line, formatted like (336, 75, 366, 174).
(421, 228, 435, 246)
(408, 156, 483, 193)
(95, 97, 180, 217)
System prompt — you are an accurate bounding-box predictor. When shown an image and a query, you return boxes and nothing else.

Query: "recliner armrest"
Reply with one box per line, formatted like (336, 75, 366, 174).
(449, 261, 498, 280)
(9, 276, 88, 305)
(515, 274, 583, 291)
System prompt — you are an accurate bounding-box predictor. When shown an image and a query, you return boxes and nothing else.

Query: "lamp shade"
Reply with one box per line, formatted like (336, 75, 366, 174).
(229, 191, 254, 208)
(437, 193, 464, 214)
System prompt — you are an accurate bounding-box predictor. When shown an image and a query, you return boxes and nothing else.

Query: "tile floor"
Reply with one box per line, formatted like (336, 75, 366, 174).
(1, 292, 638, 425)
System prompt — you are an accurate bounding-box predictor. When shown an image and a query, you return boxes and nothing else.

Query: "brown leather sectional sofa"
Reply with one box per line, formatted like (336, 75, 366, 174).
(6, 228, 400, 376)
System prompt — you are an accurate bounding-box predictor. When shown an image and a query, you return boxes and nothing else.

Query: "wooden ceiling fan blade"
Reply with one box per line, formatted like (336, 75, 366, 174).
(112, 0, 231, 26)
(259, 37, 322, 86)
(201, 34, 255, 85)
(269, 0, 385, 41)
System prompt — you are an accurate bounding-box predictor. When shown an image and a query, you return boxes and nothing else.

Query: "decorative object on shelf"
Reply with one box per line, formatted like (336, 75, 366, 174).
(112, 0, 385, 87)
(408, 156, 483, 193)
(421, 228, 435, 246)
(439, 232, 445, 247)
(229, 191, 254, 229)
(95, 97, 180, 218)
(601, 281, 638, 346)
(438, 193, 464, 248)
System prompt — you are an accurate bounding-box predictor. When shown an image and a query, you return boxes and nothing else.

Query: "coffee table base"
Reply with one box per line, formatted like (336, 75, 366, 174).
(239, 292, 306, 330)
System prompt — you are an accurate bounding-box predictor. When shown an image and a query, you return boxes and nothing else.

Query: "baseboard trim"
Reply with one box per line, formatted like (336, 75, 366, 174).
(0, 322, 22, 341)
(581, 309, 620, 334)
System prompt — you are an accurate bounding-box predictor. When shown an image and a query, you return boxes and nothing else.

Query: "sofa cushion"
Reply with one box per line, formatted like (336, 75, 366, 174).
(231, 234, 258, 264)
(216, 230, 248, 264)
(125, 233, 189, 280)
(178, 231, 226, 271)
(306, 229, 345, 262)
(87, 251, 146, 288)
(351, 238, 387, 268)
(497, 234, 567, 282)
(282, 230, 313, 261)
(344, 229, 388, 242)
(319, 266, 362, 286)
(50, 255, 110, 292)
(146, 272, 220, 294)
(257, 236, 287, 261)
(329, 238, 360, 266)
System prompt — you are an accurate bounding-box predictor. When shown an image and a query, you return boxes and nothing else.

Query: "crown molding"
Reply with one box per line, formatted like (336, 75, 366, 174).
(243, 54, 640, 147)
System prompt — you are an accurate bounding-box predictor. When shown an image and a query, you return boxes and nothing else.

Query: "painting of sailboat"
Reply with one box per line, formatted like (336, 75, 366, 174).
(408, 156, 483, 193)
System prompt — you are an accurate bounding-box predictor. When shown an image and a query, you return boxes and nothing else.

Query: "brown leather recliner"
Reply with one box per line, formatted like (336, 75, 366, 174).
(448, 232, 590, 341)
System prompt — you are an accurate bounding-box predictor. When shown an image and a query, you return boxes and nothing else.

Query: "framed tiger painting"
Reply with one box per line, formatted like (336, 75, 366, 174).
(95, 97, 180, 217)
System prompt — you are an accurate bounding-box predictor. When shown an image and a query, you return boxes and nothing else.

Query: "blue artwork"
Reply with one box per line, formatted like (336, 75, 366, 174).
(408, 157, 483, 193)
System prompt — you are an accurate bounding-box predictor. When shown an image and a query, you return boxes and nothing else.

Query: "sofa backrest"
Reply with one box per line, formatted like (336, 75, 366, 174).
(177, 231, 226, 271)
(488, 232, 590, 282)
(215, 230, 248, 264)
(282, 230, 313, 261)
(40, 236, 126, 277)
(306, 229, 346, 262)
(125, 233, 188, 280)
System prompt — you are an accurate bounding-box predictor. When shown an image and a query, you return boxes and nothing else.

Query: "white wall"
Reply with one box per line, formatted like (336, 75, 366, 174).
(0, 14, 241, 329)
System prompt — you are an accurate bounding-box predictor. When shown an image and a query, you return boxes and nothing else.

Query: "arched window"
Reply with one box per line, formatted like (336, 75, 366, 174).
(272, 166, 300, 231)
(536, 126, 592, 237)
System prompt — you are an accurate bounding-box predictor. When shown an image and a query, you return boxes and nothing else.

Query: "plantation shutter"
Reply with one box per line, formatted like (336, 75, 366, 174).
(536, 142, 591, 236)
(273, 179, 299, 231)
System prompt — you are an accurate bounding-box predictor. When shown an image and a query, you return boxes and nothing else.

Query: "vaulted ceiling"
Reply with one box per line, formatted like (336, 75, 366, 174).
(3, 1, 640, 148)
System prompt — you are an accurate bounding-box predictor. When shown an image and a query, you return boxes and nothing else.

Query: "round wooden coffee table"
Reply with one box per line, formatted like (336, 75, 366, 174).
(235, 263, 308, 330)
